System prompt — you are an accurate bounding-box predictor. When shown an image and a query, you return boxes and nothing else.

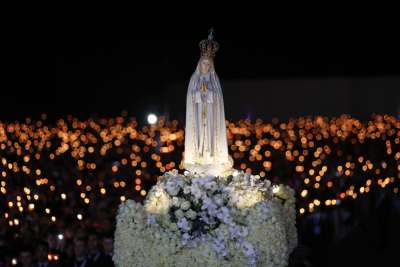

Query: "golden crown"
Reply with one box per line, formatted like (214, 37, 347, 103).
(199, 28, 219, 59)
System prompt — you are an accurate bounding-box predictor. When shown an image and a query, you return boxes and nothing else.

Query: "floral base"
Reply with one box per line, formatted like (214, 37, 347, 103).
(113, 170, 297, 267)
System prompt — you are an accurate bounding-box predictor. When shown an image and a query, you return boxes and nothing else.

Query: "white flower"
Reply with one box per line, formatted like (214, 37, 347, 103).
(183, 185, 191, 194)
(172, 197, 180, 207)
(213, 194, 224, 206)
(181, 233, 191, 245)
(241, 240, 257, 266)
(272, 185, 280, 194)
(185, 209, 197, 220)
(274, 184, 293, 200)
(201, 197, 218, 215)
(190, 184, 203, 200)
(147, 214, 156, 225)
(114, 170, 297, 267)
(180, 200, 191, 210)
(211, 236, 228, 257)
(177, 217, 191, 232)
(231, 188, 264, 209)
(216, 206, 232, 224)
(165, 183, 180, 196)
(169, 222, 178, 231)
(175, 209, 185, 219)
(144, 188, 171, 214)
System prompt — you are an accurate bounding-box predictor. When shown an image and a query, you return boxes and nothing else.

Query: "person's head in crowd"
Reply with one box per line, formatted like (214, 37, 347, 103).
(19, 247, 34, 267)
(20, 222, 35, 241)
(0, 246, 13, 267)
(0, 255, 5, 267)
(99, 218, 113, 233)
(35, 241, 49, 263)
(47, 231, 58, 251)
(65, 239, 75, 260)
(102, 233, 114, 257)
(73, 236, 87, 260)
(64, 222, 75, 240)
(87, 231, 100, 255)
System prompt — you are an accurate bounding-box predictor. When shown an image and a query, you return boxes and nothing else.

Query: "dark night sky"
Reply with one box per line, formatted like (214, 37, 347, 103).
(2, 22, 400, 122)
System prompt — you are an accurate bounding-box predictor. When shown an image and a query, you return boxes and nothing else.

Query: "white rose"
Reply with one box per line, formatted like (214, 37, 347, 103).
(172, 197, 180, 207)
(185, 209, 197, 220)
(214, 195, 223, 206)
(169, 222, 178, 231)
(183, 186, 191, 194)
(166, 186, 180, 196)
(180, 200, 191, 210)
(144, 190, 171, 214)
(175, 209, 184, 219)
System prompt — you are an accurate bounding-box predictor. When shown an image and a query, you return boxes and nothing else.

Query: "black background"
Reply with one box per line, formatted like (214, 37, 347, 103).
(2, 17, 400, 122)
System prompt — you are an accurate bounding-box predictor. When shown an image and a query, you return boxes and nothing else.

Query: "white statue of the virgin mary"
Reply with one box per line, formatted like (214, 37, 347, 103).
(183, 30, 233, 176)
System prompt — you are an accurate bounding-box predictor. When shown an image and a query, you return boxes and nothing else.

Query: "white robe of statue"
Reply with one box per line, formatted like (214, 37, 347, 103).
(183, 57, 233, 176)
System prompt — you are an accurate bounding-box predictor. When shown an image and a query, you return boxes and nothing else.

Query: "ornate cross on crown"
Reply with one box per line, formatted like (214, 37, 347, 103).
(199, 28, 219, 59)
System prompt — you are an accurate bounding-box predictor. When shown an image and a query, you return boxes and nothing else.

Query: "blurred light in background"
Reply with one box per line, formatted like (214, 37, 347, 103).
(147, 113, 158, 124)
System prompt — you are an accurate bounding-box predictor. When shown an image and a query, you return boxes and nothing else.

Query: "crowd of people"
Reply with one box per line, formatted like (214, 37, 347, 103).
(0, 230, 114, 267)
(0, 113, 399, 266)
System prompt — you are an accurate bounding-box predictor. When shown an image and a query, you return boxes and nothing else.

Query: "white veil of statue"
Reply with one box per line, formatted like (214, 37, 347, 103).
(183, 30, 233, 176)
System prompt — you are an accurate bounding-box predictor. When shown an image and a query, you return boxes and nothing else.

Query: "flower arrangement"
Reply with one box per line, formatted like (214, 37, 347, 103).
(114, 170, 297, 267)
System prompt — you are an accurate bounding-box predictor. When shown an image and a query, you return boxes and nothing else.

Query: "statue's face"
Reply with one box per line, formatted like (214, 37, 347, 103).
(200, 58, 211, 74)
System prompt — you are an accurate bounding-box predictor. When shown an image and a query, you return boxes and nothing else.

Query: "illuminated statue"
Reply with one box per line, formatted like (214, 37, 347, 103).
(183, 29, 233, 176)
